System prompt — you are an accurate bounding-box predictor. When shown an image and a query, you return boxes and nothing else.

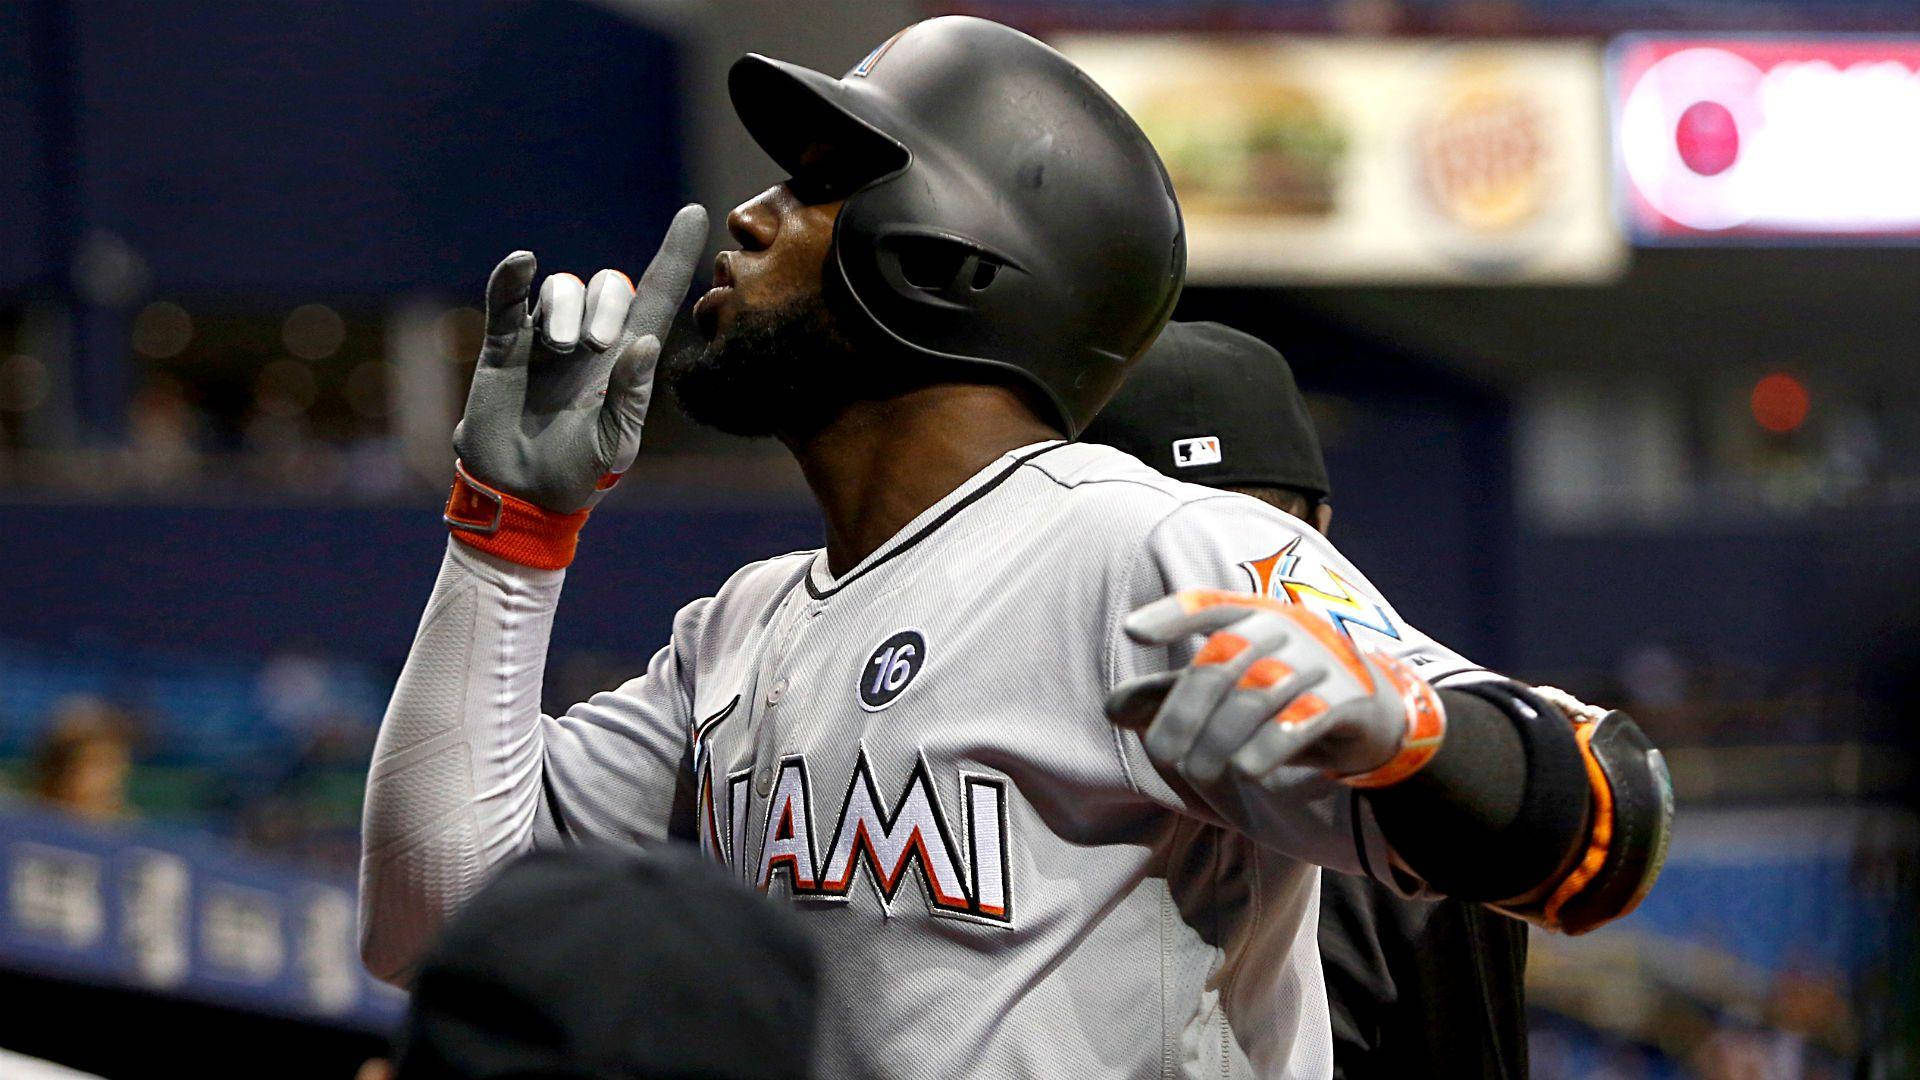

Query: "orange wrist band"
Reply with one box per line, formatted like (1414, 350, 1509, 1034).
(1339, 651, 1447, 789)
(444, 460, 593, 571)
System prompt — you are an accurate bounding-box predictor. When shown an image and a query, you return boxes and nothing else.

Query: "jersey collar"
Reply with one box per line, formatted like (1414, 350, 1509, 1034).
(805, 440, 1066, 600)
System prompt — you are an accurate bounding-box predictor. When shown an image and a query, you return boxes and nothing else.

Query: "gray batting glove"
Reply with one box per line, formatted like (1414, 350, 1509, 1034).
(1106, 590, 1447, 789)
(453, 203, 708, 514)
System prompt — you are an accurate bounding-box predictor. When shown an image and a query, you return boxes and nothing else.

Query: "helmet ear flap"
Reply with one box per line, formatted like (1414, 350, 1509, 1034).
(870, 229, 1010, 313)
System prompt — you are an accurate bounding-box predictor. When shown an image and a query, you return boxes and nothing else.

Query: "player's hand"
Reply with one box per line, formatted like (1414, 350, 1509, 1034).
(1106, 590, 1445, 788)
(452, 203, 708, 514)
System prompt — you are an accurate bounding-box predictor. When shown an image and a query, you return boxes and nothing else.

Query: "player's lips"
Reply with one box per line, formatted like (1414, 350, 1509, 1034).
(692, 284, 732, 336)
(693, 253, 737, 336)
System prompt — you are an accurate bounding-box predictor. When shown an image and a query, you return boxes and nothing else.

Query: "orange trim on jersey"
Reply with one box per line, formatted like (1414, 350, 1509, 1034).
(1544, 721, 1614, 927)
(1339, 651, 1446, 789)
(820, 820, 971, 910)
(444, 460, 591, 571)
(1196, 632, 1251, 667)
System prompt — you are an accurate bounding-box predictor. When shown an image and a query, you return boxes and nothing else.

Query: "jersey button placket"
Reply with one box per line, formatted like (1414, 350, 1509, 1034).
(750, 594, 802, 802)
(754, 592, 807, 787)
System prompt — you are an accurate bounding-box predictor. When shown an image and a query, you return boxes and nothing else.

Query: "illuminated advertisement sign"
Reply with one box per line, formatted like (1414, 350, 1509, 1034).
(1059, 37, 1625, 284)
(0, 809, 404, 1029)
(1612, 36, 1920, 241)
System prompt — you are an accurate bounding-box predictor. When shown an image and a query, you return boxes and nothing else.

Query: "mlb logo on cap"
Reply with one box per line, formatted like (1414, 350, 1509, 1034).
(1172, 436, 1222, 467)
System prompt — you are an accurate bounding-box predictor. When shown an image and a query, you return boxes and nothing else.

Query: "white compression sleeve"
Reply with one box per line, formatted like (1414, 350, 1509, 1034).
(357, 539, 562, 985)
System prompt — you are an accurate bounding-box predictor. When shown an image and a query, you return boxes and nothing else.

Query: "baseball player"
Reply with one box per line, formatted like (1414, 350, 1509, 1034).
(359, 18, 1670, 1079)
(1084, 321, 1537, 1078)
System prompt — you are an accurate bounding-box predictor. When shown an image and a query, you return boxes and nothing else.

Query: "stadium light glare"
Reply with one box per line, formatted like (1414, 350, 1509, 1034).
(1751, 372, 1811, 435)
(1615, 38, 1920, 239)
(131, 301, 195, 360)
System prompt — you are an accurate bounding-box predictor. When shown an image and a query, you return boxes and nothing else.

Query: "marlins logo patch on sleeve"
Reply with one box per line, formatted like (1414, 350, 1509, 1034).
(1240, 536, 1402, 643)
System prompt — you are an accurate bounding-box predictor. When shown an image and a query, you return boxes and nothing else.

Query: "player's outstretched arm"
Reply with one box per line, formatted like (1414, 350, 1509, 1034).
(1108, 589, 1673, 935)
(358, 207, 708, 985)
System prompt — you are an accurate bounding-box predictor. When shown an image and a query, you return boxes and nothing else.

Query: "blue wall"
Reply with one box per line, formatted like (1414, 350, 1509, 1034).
(0, 500, 821, 664)
(1515, 515, 1920, 681)
(2, 0, 686, 297)
(3, 493, 1910, 720)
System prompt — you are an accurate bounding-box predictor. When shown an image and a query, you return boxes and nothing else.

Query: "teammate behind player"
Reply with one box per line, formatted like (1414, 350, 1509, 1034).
(360, 18, 1670, 1078)
(1083, 321, 1531, 1078)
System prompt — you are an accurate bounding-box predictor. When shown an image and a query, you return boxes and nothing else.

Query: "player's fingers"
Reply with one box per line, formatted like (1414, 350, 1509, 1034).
(608, 334, 661, 408)
(601, 335, 661, 475)
(582, 269, 635, 351)
(1105, 672, 1180, 731)
(1123, 591, 1274, 646)
(1267, 602, 1377, 689)
(1229, 681, 1387, 783)
(625, 203, 709, 341)
(1183, 663, 1329, 784)
(484, 251, 536, 339)
(1142, 613, 1292, 768)
(1263, 623, 1376, 704)
(535, 273, 586, 354)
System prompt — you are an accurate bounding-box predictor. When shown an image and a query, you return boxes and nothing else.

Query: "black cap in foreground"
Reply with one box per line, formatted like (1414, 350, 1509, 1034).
(1080, 321, 1330, 501)
(396, 846, 819, 1080)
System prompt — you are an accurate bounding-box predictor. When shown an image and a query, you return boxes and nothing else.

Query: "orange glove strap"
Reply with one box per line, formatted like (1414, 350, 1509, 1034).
(1543, 720, 1614, 928)
(1339, 651, 1447, 789)
(444, 460, 593, 571)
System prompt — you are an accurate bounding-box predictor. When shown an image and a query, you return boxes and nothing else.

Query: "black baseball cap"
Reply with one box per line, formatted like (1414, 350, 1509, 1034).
(1080, 321, 1330, 501)
(396, 846, 819, 1080)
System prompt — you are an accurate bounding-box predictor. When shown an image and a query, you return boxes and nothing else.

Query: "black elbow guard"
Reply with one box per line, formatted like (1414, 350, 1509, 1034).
(1369, 681, 1674, 935)
(1492, 704, 1674, 935)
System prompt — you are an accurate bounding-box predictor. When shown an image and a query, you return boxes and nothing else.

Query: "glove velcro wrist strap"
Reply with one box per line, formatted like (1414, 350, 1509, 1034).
(1338, 652, 1446, 789)
(1536, 711, 1674, 934)
(444, 460, 590, 571)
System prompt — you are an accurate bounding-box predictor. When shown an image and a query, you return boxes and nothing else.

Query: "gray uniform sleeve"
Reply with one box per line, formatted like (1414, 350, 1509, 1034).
(1108, 494, 1493, 882)
(357, 540, 697, 985)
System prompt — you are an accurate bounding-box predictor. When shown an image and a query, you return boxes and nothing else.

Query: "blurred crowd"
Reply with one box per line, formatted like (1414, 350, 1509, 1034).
(2, 650, 384, 877)
(5, 630, 1910, 878)
(0, 304, 448, 501)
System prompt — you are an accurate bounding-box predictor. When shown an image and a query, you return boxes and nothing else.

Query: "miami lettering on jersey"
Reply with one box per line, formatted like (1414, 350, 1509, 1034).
(693, 710, 1012, 927)
(1239, 536, 1403, 644)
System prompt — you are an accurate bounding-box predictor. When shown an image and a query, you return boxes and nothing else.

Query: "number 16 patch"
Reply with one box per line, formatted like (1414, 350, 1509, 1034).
(860, 629, 926, 711)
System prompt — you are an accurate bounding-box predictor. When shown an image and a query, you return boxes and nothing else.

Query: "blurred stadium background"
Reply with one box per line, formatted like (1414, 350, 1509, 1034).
(1, 0, 1917, 1076)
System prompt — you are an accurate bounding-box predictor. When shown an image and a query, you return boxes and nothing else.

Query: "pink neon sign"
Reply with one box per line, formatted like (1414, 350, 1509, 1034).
(1612, 36, 1920, 240)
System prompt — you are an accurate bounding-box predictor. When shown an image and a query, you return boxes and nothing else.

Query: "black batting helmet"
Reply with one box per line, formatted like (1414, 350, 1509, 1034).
(728, 16, 1186, 436)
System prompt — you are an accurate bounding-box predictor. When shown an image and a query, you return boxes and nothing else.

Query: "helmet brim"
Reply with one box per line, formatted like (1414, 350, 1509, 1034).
(728, 54, 910, 201)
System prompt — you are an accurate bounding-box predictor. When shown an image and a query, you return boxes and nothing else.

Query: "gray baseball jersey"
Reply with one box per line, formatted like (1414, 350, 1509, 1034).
(360, 440, 1492, 1080)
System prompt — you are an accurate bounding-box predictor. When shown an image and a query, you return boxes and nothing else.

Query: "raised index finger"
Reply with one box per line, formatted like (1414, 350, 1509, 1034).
(624, 203, 710, 342)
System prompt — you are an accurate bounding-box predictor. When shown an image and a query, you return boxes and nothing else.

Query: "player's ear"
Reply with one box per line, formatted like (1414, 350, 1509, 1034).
(1313, 503, 1333, 537)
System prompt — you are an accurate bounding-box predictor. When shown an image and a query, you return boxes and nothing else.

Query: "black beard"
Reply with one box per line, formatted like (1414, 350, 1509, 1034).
(664, 291, 875, 439)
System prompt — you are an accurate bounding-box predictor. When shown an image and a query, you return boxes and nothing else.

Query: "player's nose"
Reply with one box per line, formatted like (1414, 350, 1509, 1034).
(726, 187, 781, 253)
